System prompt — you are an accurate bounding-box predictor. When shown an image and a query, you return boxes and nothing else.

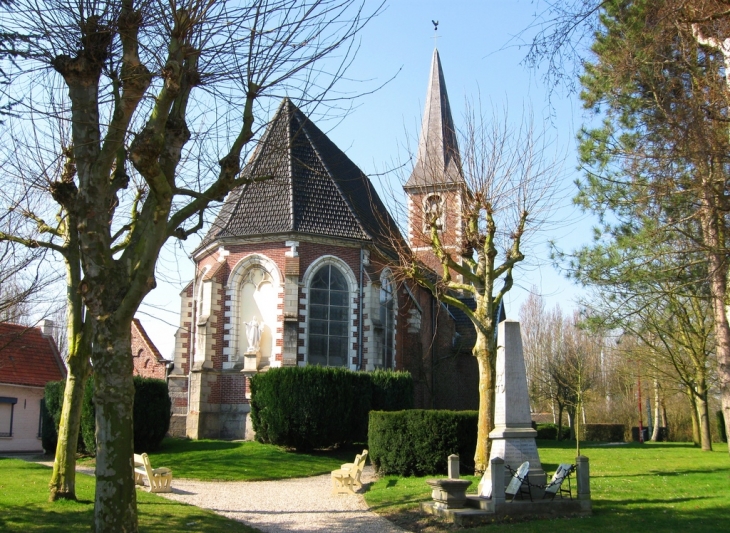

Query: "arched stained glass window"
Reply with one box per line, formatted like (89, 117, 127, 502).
(378, 271, 395, 368)
(308, 265, 349, 367)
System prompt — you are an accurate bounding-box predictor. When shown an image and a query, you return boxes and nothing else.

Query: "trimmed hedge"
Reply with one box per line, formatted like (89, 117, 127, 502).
(368, 410, 478, 476)
(250, 366, 413, 451)
(42, 382, 62, 453)
(42, 380, 86, 454)
(81, 376, 96, 455)
(370, 369, 413, 411)
(45, 376, 171, 456)
(717, 411, 727, 443)
(583, 423, 625, 442)
(133, 377, 172, 452)
(536, 423, 570, 440)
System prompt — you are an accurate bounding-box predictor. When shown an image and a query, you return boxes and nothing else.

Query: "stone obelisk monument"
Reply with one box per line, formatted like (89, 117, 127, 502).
(479, 320, 546, 497)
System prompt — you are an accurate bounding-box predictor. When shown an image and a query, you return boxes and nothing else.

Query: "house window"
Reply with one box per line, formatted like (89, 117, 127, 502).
(377, 271, 396, 368)
(0, 397, 17, 438)
(308, 264, 349, 367)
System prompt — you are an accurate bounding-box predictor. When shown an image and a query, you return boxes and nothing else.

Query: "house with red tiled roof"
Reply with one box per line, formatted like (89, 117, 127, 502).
(131, 319, 170, 380)
(0, 321, 66, 452)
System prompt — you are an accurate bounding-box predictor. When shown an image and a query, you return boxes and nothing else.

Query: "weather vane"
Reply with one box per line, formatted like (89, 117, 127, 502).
(432, 19, 439, 45)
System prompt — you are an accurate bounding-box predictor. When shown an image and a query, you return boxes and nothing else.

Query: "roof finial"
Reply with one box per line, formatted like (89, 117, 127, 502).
(432, 20, 439, 46)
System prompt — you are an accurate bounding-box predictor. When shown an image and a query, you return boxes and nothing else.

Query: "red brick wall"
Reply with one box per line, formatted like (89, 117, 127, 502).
(131, 327, 167, 380)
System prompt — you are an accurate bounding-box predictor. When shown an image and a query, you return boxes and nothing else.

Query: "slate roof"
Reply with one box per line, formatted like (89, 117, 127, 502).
(405, 48, 464, 190)
(0, 322, 66, 388)
(203, 98, 402, 249)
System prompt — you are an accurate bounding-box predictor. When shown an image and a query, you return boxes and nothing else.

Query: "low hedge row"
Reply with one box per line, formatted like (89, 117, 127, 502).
(583, 423, 625, 442)
(43, 376, 171, 455)
(250, 367, 413, 451)
(536, 423, 570, 440)
(368, 410, 478, 476)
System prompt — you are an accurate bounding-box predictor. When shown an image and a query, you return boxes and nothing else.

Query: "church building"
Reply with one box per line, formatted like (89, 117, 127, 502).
(168, 49, 479, 440)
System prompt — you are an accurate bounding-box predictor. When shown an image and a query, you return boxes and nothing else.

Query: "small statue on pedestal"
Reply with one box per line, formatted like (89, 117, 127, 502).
(245, 317, 262, 353)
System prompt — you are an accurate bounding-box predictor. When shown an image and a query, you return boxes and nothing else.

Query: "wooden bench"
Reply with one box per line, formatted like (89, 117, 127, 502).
(331, 450, 368, 495)
(133, 453, 173, 493)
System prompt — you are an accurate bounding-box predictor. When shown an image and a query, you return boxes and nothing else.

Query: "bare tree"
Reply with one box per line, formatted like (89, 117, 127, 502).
(0, 1, 377, 530)
(392, 104, 562, 473)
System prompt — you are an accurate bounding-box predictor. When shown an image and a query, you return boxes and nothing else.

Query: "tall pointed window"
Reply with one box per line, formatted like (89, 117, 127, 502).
(308, 265, 349, 367)
(378, 270, 396, 368)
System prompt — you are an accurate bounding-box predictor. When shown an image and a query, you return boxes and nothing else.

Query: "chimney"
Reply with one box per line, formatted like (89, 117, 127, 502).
(40, 319, 55, 338)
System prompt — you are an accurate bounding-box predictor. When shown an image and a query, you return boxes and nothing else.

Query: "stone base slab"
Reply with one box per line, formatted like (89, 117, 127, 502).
(422, 497, 591, 527)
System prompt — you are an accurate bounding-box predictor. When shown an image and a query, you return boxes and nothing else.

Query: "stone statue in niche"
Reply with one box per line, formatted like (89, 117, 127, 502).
(245, 317, 262, 354)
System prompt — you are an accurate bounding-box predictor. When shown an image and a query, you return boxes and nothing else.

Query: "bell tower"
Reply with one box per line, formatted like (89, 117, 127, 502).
(404, 48, 465, 275)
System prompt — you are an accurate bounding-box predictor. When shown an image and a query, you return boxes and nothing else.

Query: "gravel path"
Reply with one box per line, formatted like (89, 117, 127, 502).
(158, 466, 404, 533)
(25, 457, 404, 533)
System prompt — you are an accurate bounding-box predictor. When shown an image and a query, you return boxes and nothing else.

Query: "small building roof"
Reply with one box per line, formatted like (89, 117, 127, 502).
(0, 322, 66, 387)
(131, 319, 166, 364)
(201, 98, 402, 251)
(404, 48, 464, 190)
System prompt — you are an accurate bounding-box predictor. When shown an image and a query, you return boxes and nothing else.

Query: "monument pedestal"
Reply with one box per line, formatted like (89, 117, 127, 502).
(243, 349, 260, 372)
(478, 320, 546, 497)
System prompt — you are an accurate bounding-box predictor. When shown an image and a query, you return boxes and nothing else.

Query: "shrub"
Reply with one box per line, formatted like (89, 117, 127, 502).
(81, 376, 96, 455)
(133, 377, 172, 452)
(42, 381, 63, 453)
(370, 370, 413, 411)
(536, 423, 570, 440)
(251, 366, 365, 451)
(250, 366, 413, 450)
(79, 375, 171, 455)
(583, 423, 625, 442)
(43, 380, 86, 454)
(717, 411, 727, 443)
(368, 410, 478, 476)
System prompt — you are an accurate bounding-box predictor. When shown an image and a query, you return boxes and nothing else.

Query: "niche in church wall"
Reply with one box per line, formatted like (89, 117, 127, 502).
(239, 266, 277, 367)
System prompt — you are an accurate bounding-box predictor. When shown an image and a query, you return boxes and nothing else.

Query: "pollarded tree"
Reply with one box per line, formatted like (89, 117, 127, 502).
(0, 1, 376, 530)
(393, 105, 561, 473)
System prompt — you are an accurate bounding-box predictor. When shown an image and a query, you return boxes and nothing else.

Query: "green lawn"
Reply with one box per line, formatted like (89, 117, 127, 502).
(144, 437, 358, 481)
(0, 457, 259, 533)
(364, 441, 730, 532)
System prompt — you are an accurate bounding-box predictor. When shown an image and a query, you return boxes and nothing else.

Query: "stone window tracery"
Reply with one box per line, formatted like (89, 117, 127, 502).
(308, 264, 349, 367)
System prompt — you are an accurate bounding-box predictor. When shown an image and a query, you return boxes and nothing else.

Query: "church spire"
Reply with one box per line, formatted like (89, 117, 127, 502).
(404, 48, 463, 190)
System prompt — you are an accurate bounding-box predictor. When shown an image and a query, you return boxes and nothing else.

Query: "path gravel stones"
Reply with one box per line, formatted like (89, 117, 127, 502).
(26, 457, 404, 533)
(157, 465, 404, 533)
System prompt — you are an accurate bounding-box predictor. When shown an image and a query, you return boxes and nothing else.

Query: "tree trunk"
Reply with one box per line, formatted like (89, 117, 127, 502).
(49, 357, 89, 500)
(92, 319, 137, 533)
(697, 387, 713, 452)
(49, 247, 90, 501)
(567, 407, 576, 440)
(650, 380, 661, 442)
(473, 332, 494, 474)
(699, 178, 730, 455)
(687, 388, 701, 447)
(556, 405, 564, 440)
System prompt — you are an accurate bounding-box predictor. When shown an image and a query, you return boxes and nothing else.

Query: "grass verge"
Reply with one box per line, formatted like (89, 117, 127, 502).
(142, 438, 360, 481)
(0, 457, 259, 532)
(363, 440, 730, 532)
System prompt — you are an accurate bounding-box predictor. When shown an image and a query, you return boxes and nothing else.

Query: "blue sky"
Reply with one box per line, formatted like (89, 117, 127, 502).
(139, 0, 598, 357)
